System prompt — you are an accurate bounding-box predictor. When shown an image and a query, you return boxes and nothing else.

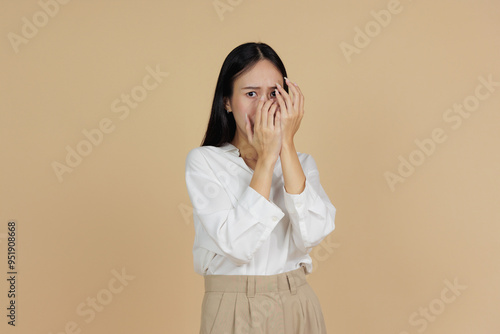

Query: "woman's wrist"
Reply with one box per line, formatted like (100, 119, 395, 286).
(281, 139, 295, 152)
(256, 155, 277, 171)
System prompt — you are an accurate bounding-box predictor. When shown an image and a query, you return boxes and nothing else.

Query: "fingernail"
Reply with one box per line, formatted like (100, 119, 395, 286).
(276, 82, 282, 88)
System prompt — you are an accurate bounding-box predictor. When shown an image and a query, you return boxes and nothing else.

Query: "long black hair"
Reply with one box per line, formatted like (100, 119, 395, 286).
(201, 42, 289, 147)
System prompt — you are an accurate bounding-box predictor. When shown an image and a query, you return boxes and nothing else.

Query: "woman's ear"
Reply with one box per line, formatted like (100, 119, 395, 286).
(223, 97, 232, 112)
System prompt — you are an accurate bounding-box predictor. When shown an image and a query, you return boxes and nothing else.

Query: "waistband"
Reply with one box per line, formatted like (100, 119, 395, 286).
(204, 266, 307, 297)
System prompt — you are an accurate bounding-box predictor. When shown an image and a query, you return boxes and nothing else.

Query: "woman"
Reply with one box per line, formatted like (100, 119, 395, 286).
(185, 42, 336, 334)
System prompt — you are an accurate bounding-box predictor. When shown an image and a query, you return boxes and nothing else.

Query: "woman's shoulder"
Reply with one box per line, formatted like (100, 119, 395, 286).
(186, 145, 211, 157)
(185, 144, 234, 168)
(187, 144, 231, 157)
(185, 146, 212, 166)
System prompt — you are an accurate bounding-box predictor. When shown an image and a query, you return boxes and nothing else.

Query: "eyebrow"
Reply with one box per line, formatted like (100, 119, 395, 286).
(241, 86, 277, 90)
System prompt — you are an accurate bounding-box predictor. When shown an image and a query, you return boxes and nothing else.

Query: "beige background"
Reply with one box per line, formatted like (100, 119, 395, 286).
(1, 0, 499, 333)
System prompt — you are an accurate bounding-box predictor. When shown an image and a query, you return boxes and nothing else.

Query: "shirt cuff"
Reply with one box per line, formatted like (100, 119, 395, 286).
(239, 185, 285, 227)
(283, 178, 319, 218)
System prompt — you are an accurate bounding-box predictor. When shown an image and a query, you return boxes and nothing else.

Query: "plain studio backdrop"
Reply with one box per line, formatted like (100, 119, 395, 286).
(1, 1, 499, 333)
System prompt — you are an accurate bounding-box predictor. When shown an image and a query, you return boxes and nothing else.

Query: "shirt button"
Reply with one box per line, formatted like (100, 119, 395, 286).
(272, 216, 279, 222)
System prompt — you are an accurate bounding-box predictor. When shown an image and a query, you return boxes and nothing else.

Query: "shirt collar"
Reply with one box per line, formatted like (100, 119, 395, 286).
(219, 142, 240, 156)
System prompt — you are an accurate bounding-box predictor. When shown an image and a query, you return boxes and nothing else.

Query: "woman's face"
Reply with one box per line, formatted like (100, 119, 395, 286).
(224, 59, 284, 137)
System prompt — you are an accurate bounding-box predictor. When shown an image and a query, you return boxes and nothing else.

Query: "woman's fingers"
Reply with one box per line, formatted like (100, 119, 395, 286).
(268, 101, 277, 129)
(285, 78, 300, 111)
(254, 96, 265, 131)
(261, 98, 274, 129)
(276, 82, 292, 115)
(251, 97, 282, 146)
(275, 87, 287, 117)
(288, 78, 304, 117)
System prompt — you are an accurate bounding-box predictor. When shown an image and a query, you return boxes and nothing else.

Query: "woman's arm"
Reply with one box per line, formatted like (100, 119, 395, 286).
(185, 148, 284, 266)
(282, 153, 336, 253)
(280, 140, 306, 194)
(249, 157, 277, 201)
(275, 78, 306, 195)
(275, 78, 336, 253)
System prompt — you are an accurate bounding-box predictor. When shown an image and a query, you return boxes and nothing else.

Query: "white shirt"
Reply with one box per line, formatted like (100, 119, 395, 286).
(185, 142, 336, 276)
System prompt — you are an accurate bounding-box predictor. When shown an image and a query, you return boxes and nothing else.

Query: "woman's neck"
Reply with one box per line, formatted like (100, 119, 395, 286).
(231, 130, 257, 161)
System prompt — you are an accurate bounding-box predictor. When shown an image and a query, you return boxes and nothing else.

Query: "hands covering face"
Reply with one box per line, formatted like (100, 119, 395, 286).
(245, 77, 304, 160)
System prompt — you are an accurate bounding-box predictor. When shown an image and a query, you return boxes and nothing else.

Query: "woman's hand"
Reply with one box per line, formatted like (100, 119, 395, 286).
(275, 77, 304, 147)
(245, 96, 282, 163)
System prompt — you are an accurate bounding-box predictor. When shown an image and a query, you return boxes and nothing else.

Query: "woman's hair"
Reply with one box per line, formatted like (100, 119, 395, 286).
(201, 42, 289, 147)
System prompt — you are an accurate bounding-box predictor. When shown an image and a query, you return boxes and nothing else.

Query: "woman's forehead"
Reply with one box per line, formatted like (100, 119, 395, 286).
(234, 62, 282, 87)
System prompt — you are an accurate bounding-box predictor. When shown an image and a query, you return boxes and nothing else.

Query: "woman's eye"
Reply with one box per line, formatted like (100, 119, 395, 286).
(247, 92, 256, 97)
(270, 91, 276, 98)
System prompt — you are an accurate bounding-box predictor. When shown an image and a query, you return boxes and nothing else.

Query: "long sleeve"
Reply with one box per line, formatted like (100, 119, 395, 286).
(282, 154, 336, 253)
(185, 148, 285, 266)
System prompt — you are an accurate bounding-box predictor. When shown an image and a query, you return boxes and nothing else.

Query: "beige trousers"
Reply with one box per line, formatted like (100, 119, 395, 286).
(200, 266, 327, 334)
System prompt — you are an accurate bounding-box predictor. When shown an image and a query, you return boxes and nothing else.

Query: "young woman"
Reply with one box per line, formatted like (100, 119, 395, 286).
(185, 42, 336, 334)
